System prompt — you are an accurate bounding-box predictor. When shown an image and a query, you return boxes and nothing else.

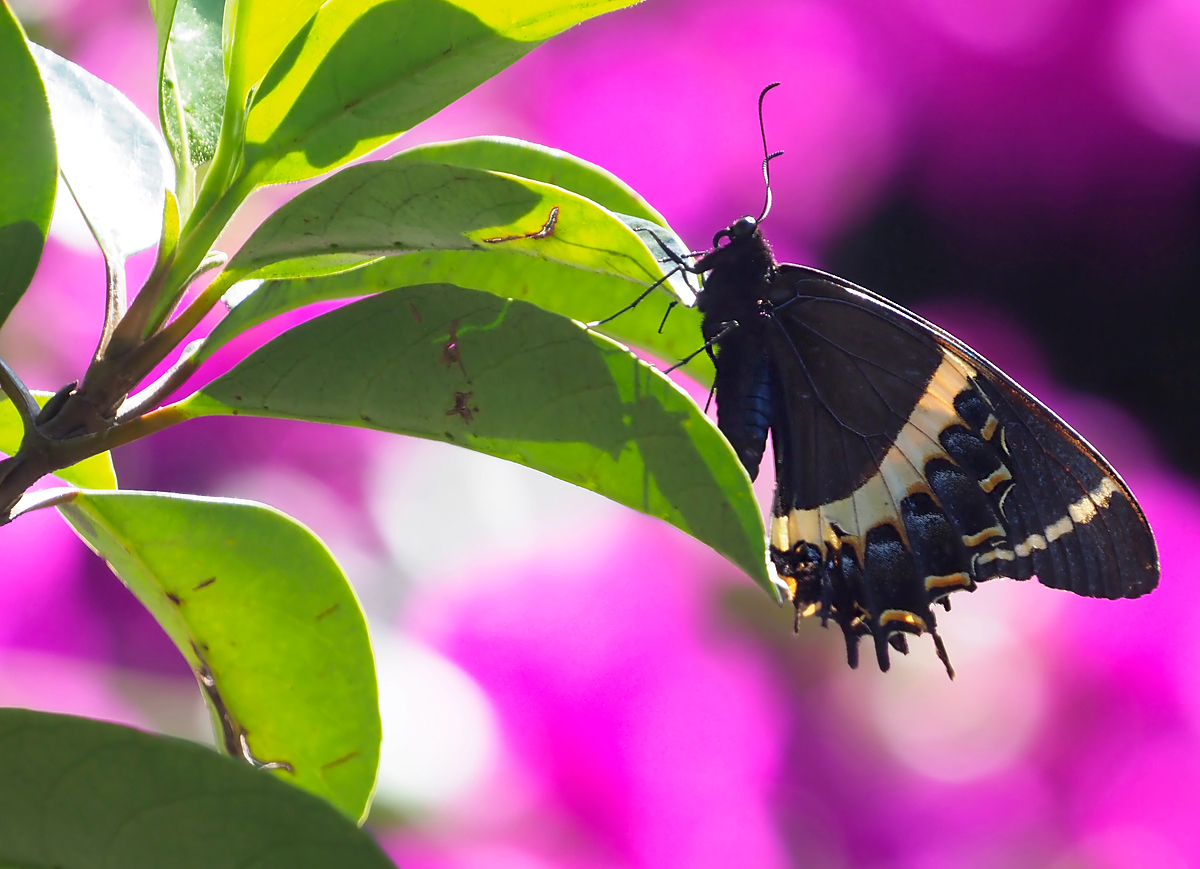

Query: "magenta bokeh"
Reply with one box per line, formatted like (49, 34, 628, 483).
(3, 0, 1200, 866)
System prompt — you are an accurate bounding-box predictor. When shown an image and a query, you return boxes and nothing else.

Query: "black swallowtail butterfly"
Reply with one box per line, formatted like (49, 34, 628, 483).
(643, 84, 1159, 677)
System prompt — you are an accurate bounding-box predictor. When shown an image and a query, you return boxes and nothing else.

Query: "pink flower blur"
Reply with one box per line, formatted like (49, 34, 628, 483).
(1116, 0, 1200, 144)
(394, 528, 791, 869)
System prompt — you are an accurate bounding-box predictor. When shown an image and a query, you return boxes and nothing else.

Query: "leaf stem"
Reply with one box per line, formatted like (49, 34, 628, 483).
(106, 256, 171, 359)
(91, 403, 191, 453)
(94, 251, 128, 362)
(115, 341, 203, 422)
(7, 487, 80, 520)
(188, 251, 229, 285)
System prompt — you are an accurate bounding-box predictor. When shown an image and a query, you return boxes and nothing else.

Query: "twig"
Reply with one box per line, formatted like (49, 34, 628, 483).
(1, 402, 189, 524)
(118, 266, 238, 391)
(0, 358, 40, 435)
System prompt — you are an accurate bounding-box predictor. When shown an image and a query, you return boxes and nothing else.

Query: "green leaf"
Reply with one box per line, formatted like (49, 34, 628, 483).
(225, 0, 325, 113)
(250, 252, 382, 281)
(149, 0, 177, 45)
(386, 136, 701, 306)
(57, 490, 381, 822)
(221, 159, 677, 295)
(0, 709, 395, 869)
(0, 391, 117, 490)
(238, 0, 643, 186)
(204, 249, 711, 382)
(203, 140, 705, 375)
(393, 136, 667, 225)
(157, 0, 228, 211)
(181, 283, 771, 593)
(30, 44, 174, 263)
(0, 6, 56, 329)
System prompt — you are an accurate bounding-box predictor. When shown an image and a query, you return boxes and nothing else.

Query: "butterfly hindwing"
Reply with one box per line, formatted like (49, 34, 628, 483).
(751, 265, 1158, 674)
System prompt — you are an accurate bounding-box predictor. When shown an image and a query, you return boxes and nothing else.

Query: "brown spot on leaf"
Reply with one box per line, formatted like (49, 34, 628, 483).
(316, 603, 340, 621)
(193, 576, 216, 591)
(446, 391, 478, 424)
(441, 320, 469, 378)
(321, 750, 360, 773)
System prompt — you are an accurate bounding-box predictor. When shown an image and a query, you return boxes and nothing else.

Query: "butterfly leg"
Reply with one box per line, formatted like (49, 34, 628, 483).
(590, 229, 704, 328)
(657, 301, 677, 334)
(587, 270, 680, 327)
(636, 228, 707, 274)
(664, 320, 740, 373)
(932, 629, 955, 679)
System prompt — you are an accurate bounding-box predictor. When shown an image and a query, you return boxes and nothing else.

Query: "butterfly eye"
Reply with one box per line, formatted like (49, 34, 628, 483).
(731, 216, 757, 237)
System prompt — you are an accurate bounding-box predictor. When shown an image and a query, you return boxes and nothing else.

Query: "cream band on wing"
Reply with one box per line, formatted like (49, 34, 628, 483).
(771, 354, 976, 556)
(1009, 477, 1120, 558)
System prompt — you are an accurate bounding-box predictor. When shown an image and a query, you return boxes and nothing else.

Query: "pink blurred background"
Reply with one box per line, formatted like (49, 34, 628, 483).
(3, 0, 1200, 866)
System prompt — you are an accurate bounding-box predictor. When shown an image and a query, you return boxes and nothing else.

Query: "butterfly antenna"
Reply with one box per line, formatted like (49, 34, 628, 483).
(756, 82, 784, 223)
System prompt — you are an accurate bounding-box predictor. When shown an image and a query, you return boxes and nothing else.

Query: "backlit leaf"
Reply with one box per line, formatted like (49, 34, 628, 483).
(31, 43, 173, 263)
(57, 490, 380, 822)
(221, 160, 678, 302)
(156, 0, 227, 206)
(181, 283, 770, 592)
(0, 7, 56, 328)
(236, 0, 643, 185)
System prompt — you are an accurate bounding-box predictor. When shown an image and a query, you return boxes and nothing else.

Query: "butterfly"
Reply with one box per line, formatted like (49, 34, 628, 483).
(643, 84, 1159, 677)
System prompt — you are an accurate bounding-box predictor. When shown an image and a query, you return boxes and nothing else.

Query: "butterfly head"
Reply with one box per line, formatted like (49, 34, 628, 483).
(713, 215, 759, 249)
(694, 213, 774, 278)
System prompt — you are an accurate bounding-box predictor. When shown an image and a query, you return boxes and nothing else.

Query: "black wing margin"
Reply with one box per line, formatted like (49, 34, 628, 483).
(945, 343, 1159, 599)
